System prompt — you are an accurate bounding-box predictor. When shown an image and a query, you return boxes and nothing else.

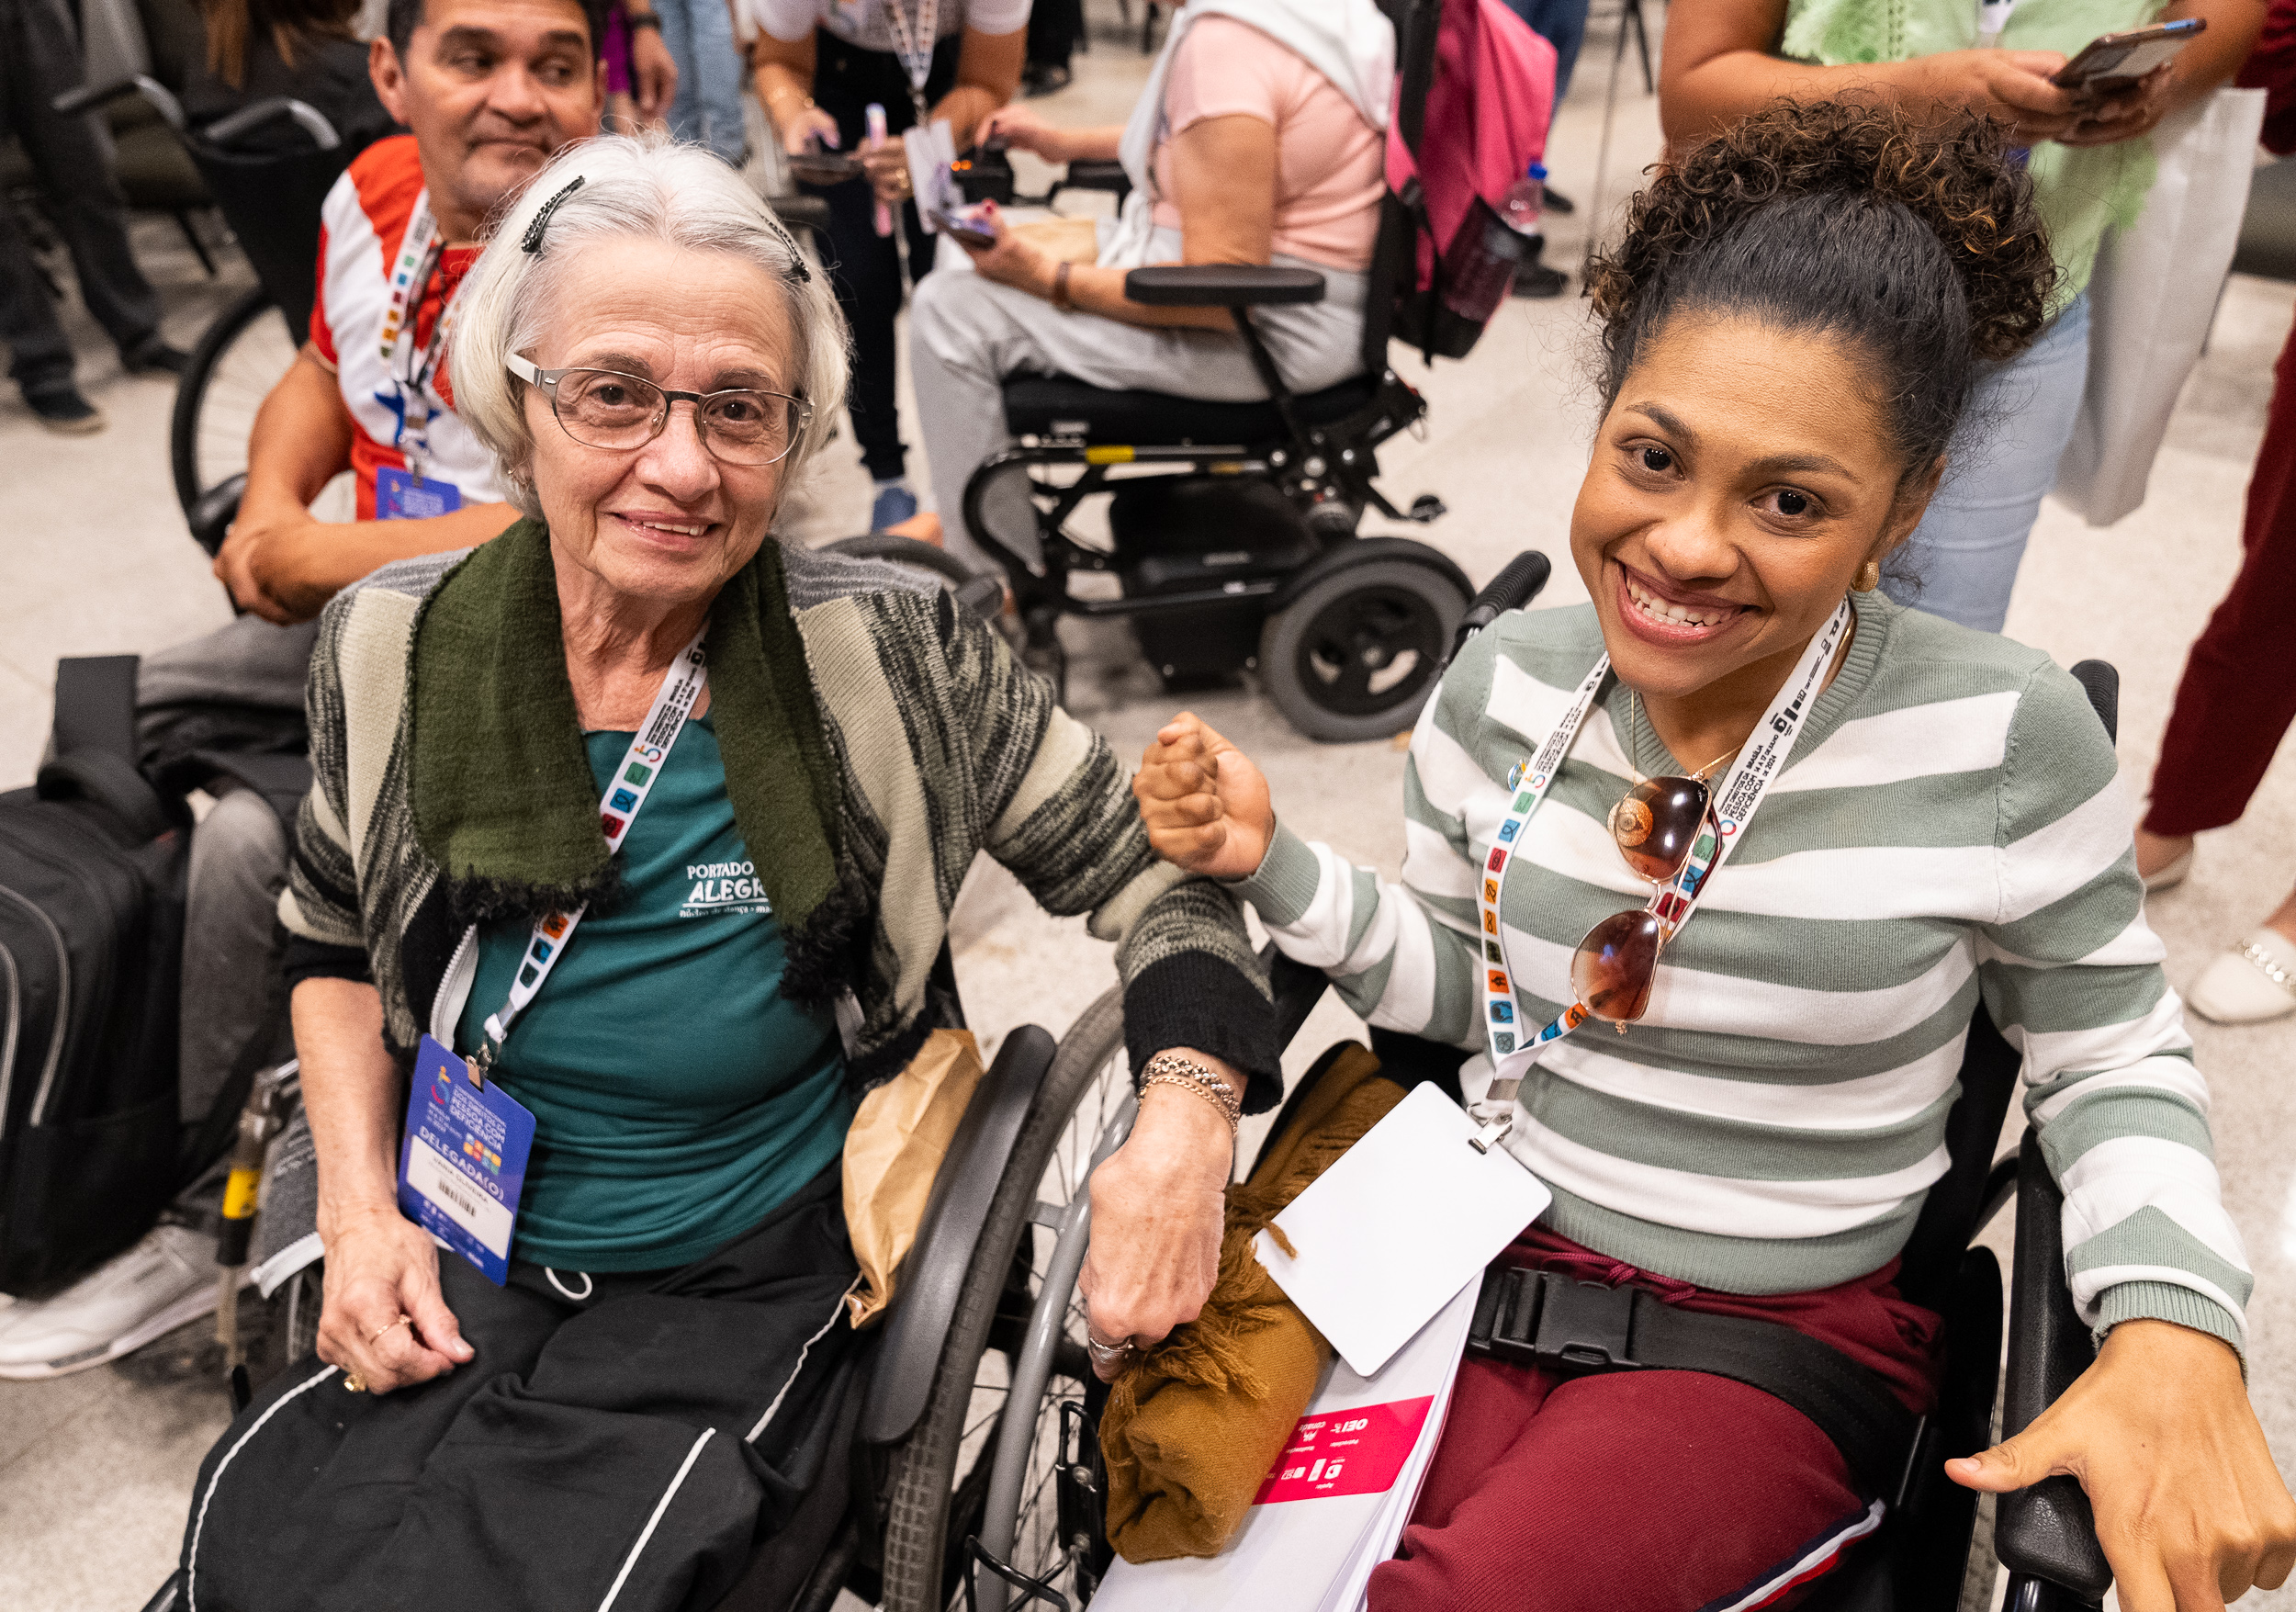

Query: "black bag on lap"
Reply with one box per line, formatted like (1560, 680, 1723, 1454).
(0, 656, 190, 1293)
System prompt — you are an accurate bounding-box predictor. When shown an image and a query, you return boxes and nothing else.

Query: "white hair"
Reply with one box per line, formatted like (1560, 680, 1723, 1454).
(448, 132, 849, 518)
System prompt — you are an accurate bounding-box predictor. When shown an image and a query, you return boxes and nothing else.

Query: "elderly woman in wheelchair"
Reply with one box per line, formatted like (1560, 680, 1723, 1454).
(171, 133, 1277, 1612)
(1133, 104, 2296, 1610)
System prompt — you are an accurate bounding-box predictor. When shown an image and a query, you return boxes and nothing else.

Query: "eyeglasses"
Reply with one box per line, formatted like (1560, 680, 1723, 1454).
(1566, 694, 1735, 1027)
(506, 354, 812, 467)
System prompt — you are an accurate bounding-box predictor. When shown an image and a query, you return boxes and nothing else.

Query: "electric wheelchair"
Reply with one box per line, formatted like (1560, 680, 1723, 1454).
(150, 557, 2122, 1612)
(950, 0, 1495, 746)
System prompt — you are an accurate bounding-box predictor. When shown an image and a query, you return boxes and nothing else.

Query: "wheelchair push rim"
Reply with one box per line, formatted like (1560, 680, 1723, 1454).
(878, 987, 1134, 1612)
(171, 285, 296, 520)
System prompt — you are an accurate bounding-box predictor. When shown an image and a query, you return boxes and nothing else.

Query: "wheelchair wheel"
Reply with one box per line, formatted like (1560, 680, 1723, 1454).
(1258, 556, 1468, 743)
(880, 987, 1132, 1612)
(171, 285, 298, 519)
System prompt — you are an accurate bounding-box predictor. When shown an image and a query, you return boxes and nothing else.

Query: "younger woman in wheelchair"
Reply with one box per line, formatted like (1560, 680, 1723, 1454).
(1132, 101, 2296, 1611)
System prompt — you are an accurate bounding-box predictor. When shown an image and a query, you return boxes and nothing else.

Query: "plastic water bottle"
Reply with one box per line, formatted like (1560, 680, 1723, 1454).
(1500, 163, 1546, 255)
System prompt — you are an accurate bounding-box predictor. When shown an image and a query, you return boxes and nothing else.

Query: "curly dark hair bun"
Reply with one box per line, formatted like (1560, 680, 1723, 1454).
(1588, 100, 2058, 477)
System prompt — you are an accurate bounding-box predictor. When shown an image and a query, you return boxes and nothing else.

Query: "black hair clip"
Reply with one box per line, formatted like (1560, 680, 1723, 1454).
(521, 175, 586, 254)
(763, 212, 813, 283)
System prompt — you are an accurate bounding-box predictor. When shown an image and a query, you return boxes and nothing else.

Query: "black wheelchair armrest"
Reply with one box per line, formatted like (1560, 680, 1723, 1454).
(190, 476, 246, 558)
(1047, 158, 1132, 205)
(204, 96, 342, 152)
(54, 73, 186, 134)
(1124, 265, 1327, 308)
(860, 1024, 1058, 1447)
(1995, 1131, 2115, 1598)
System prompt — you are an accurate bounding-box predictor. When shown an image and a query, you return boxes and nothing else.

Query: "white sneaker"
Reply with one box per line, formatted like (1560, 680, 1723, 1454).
(2188, 930, 2296, 1026)
(0, 1223, 231, 1379)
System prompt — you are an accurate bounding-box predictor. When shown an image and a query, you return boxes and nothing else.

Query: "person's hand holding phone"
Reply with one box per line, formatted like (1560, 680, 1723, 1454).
(781, 104, 842, 160)
(2057, 62, 2177, 145)
(1901, 49, 2088, 141)
(861, 141, 912, 207)
(950, 199, 1056, 290)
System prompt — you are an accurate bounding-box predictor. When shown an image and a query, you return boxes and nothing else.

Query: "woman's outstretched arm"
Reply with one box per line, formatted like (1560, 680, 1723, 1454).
(1135, 702, 1486, 1051)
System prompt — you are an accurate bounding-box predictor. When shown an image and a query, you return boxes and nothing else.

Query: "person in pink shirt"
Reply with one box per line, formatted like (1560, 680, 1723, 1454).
(906, 0, 1393, 571)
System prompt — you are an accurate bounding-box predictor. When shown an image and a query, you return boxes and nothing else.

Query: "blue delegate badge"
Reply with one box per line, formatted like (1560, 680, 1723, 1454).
(377, 466, 463, 521)
(398, 1033, 535, 1285)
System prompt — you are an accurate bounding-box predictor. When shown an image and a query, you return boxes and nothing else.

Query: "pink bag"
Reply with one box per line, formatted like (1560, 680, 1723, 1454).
(1386, 0, 1557, 360)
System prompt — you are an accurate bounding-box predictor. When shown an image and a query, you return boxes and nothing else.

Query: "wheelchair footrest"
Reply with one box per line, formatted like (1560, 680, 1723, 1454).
(1467, 1266, 1919, 1500)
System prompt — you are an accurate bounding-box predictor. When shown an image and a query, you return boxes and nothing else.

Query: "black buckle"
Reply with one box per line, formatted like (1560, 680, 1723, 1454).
(1468, 1267, 1644, 1376)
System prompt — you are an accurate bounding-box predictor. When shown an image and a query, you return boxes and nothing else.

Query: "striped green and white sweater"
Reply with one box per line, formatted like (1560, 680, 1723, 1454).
(279, 524, 1278, 1103)
(1235, 592, 2248, 1351)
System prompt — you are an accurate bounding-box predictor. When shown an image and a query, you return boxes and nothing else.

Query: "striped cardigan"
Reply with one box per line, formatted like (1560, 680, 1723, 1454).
(279, 531, 1278, 1104)
(1235, 592, 2248, 1351)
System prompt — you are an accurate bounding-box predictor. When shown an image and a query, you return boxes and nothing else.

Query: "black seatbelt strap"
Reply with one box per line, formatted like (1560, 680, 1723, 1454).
(1469, 1266, 1919, 1500)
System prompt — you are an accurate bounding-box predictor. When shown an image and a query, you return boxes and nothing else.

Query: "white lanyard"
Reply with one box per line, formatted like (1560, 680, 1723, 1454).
(1475, 598, 1854, 1085)
(1976, 0, 2016, 47)
(475, 628, 710, 1066)
(876, 0, 940, 118)
(379, 190, 461, 479)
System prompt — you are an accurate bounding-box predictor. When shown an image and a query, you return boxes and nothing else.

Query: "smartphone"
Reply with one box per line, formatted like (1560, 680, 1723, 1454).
(928, 203, 1000, 250)
(2051, 17, 2204, 92)
(786, 144, 863, 186)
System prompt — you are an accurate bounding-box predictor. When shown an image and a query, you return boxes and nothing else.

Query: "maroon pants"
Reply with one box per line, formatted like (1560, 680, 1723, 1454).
(1367, 1227, 1941, 1612)
(2145, 315, 2296, 837)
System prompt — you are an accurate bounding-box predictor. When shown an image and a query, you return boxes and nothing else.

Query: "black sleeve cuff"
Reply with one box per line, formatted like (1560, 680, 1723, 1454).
(1121, 952, 1282, 1114)
(284, 934, 373, 991)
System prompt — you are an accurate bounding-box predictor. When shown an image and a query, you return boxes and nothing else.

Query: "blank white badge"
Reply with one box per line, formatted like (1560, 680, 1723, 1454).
(1255, 1082, 1552, 1378)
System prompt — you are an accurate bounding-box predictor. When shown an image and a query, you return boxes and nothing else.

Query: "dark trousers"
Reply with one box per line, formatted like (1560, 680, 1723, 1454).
(1503, 0, 1590, 101)
(2144, 315, 2296, 839)
(181, 1166, 864, 1612)
(1028, 0, 1084, 73)
(0, 0, 163, 392)
(805, 28, 960, 483)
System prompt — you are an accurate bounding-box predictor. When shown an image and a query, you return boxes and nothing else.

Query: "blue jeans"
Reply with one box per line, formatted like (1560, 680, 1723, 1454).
(1503, 0, 1590, 100)
(1883, 293, 2090, 634)
(658, 0, 746, 165)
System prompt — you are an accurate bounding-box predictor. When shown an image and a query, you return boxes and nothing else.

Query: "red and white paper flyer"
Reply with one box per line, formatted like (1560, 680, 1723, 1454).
(1090, 1280, 1479, 1612)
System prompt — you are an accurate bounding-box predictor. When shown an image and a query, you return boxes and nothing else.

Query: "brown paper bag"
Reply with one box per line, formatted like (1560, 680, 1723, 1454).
(842, 1027, 986, 1328)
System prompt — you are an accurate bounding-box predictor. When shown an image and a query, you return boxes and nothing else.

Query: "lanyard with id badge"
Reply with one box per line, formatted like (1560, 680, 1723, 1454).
(397, 629, 710, 1281)
(375, 188, 466, 522)
(1255, 599, 1853, 1374)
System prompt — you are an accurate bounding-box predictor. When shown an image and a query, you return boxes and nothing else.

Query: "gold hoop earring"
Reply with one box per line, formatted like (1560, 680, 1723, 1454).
(1854, 558, 1882, 592)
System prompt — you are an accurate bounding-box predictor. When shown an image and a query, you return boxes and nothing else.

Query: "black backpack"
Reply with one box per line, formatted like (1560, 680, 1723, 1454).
(0, 657, 191, 1293)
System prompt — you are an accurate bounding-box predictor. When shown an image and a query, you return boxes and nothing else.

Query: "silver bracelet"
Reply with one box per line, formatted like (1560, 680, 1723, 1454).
(1138, 1052, 1242, 1134)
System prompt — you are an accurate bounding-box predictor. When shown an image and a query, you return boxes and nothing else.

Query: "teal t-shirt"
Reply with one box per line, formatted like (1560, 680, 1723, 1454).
(456, 715, 853, 1271)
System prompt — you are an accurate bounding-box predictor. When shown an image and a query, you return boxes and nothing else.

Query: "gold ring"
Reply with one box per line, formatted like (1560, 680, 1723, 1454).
(343, 1371, 367, 1393)
(368, 1314, 412, 1344)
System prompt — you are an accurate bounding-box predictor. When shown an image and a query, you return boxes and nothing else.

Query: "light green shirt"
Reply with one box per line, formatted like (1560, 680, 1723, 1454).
(1782, 0, 2166, 304)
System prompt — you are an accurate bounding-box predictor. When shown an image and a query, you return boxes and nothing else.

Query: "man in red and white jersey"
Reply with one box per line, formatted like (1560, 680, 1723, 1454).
(213, 0, 616, 624)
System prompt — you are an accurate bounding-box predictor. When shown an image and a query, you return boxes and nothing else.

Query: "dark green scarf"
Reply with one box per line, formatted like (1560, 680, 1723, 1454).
(407, 520, 842, 936)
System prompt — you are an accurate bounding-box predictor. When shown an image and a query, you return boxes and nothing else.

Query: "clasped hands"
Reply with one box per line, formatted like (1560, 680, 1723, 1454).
(213, 498, 334, 625)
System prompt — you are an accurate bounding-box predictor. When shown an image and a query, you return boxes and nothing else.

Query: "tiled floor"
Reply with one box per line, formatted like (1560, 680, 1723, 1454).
(6, 4, 2296, 1607)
